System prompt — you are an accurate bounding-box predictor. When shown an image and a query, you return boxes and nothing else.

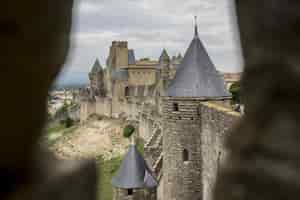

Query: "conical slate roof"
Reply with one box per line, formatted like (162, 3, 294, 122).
(159, 49, 170, 63)
(177, 53, 183, 60)
(166, 24, 230, 98)
(128, 49, 136, 65)
(90, 59, 103, 74)
(111, 145, 157, 189)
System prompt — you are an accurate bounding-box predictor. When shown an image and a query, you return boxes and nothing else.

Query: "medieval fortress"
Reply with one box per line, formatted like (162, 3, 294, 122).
(80, 24, 241, 200)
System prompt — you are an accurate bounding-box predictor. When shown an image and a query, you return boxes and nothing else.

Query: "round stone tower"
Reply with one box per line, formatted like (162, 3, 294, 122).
(163, 97, 203, 200)
(162, 17, 230, 200)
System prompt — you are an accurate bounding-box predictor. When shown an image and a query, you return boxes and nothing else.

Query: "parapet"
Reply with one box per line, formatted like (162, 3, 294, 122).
(200, 102, 241, 117)
(112, 41, 128, 48)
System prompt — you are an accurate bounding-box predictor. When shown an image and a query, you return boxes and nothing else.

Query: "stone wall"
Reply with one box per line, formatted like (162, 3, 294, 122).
(139, 113, 158, 142)
(162, 98, 202, 200)
(108, 41, 129, 68)
(128, 69, 157, 86)
(200, 102, 240, 200)
(80, 101, 96, 121)
(156, 177, 164, 200)
(80, 91, 240, 200)
(95, 97, 112, 117)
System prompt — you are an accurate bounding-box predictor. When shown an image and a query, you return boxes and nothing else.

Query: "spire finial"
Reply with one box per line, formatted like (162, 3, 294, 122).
(194, 15, 198, 37)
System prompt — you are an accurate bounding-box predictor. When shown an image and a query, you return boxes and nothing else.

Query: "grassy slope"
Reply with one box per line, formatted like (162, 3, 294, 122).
(44, 123, 78, 146)
(44, 121, 145, 200)
(97, 156, 122, 200)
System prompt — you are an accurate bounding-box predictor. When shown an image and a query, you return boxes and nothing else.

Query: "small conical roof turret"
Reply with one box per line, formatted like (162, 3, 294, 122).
(159, 49, 170, 63)
(177, 53, 183, 60)
(166, 17, 230, 98)
(90, 58, 103, 74)
(112, 145, 157, 189)
(128, 49, 136, 65)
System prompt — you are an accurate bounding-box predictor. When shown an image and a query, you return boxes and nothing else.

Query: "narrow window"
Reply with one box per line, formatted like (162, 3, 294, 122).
(183, 149, 189, 162)
(125, 86, 130, 97)
(128, 189, 133, 195)
(197, 107, 201, 116)
(173, 103, 179, 111)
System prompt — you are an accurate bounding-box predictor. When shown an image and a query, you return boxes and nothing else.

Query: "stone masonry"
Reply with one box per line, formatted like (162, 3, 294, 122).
(162, 98, 203, 200)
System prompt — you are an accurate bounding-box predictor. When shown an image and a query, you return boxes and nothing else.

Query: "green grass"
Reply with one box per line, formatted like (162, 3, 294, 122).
(136, 138, 145, 155)
(47, 123, 66, 134)
(97, 156, 122, 200)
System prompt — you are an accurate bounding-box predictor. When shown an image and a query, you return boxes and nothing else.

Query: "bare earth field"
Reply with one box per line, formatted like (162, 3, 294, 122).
(50, 118, 130, 160)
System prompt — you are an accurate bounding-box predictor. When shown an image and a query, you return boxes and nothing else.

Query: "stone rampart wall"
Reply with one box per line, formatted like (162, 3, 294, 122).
(95, 97, 112, 117)
(80, 100, 96, 121)
(200, 102, 240, 200)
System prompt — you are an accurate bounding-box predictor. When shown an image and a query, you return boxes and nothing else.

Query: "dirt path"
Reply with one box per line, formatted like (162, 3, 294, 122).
(51, 118, 130, 160)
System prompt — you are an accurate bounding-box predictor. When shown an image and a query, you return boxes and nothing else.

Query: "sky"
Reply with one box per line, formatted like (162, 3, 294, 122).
(56, 0, 243, 86)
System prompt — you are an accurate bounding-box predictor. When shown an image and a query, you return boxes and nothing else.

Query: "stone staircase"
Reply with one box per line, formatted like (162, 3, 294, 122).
(144, 125, 163, 178)
(153, 153, 163, 181)
(145, 127, 161, 148)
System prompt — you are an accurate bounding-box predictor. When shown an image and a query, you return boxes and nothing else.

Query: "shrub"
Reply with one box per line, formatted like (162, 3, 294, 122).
(229, 82, 241, 104)
(65, 117, 74, 128)
(59, 116, 74, 128)
(123, 125, 135, 138)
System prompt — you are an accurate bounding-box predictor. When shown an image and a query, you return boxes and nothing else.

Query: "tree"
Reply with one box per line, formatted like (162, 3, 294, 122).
(123, 125, 135, 138)
(229, 82, 241, 104)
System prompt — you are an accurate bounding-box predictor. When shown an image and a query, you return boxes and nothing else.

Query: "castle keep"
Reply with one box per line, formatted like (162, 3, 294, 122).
(80, 22, 240, 200)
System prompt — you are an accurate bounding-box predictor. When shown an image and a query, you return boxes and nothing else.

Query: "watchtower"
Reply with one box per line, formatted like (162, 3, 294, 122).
(88, 58, 106, 97)
(162, 17, 230, 200)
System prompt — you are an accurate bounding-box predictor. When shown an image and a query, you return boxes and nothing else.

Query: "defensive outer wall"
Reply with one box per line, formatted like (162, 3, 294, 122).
(80, 98, 240, 200)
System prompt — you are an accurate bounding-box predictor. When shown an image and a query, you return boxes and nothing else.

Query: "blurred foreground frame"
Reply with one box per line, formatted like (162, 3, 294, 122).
(1, 1, 97, 200)
(2, 0, 300, 200)
(215, 1, 300, 200)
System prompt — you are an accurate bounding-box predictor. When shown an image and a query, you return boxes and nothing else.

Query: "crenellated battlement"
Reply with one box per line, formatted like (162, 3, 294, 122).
(111, 41, 128, 48)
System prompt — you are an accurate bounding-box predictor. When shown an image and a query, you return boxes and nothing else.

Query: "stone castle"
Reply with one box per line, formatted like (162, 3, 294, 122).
(80, 22, 241, 200)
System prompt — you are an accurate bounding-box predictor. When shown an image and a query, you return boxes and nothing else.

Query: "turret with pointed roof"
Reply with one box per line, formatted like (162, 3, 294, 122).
(89, 58, 106, 97)
(166, 17, 230, 98)
(177, 53, 183, 61)
(159, 49, 170, 64)
(112, 145, 157, 200)
(112, 145, 157, 189)
(162, 17, 231, 200)
(90, 58, 103, 74)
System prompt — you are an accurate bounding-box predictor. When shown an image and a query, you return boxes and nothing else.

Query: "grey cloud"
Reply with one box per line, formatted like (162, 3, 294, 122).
(57, 0, 242, 86)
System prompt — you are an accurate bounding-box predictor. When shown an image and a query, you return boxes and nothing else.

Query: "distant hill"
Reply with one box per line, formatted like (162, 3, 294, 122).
(53, 71, 89, 89)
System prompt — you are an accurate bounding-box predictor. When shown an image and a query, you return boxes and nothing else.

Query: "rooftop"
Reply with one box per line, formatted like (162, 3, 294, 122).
(90, 59, 103, 74)
(166, 19, 230, 98)
(111, 145, 157, 189)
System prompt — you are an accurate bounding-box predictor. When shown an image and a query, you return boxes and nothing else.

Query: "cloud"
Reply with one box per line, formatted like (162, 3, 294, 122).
(58, 0, 242, 86)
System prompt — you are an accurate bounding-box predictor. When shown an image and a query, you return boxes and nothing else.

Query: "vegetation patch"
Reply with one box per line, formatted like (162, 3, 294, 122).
(44, 123, 78, 146)
(123, 124, 135, 138)
(229, 81, 241, 104)
(97, 156, 122, 200)
(136, 138, 145, 155)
